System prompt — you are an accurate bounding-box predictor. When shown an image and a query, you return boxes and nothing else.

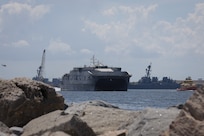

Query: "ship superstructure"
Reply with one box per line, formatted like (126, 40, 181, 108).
(61, 56, 131, 91)
(129, 63, 179, 89)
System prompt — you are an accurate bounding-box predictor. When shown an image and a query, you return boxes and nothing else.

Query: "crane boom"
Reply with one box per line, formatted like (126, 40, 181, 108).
(36, 49, 46, 81)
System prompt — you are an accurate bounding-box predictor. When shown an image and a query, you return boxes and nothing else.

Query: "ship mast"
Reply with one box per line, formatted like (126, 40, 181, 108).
(146, 63, 152, 78)
(36, 49, 46, 81)
(90, 55, 96, 66)
(90, 55, 103, 66)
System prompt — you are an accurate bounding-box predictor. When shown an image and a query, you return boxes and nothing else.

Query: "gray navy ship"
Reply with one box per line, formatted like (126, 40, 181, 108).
(128, 63, 179, 89)
(61, 56, 131, 91)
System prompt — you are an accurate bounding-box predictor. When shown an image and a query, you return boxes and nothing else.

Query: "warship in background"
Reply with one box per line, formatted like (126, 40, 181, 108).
(129, 63, 179, 89)
(61, 56, 131, 91)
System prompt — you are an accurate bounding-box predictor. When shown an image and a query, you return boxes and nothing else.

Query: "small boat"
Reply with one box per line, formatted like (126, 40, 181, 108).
(177, 77, 197, 91)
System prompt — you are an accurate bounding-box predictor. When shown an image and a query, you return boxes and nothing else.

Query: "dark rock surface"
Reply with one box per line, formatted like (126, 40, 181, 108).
(0, 78, 65, 127)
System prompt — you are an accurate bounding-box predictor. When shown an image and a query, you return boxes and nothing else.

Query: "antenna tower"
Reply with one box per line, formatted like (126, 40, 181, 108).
(146, 63, 152, 78)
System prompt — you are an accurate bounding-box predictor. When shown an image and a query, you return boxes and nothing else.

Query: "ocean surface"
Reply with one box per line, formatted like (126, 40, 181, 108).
(59, 89, 193, 110)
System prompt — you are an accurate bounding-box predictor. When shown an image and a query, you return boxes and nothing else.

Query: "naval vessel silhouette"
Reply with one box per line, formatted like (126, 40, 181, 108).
(61, 56, 131, 91)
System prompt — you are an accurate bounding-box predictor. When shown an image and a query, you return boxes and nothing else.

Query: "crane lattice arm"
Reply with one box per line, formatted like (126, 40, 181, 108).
(36, 49, 46, 81)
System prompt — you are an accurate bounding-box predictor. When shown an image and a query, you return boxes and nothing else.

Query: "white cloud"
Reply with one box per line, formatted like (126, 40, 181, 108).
(152, 2, 204, 56)
(2, 40, 30, 48)
(84, 4, 158, 55)
(0, 2, 50, 32)
(84, 20, 111, 42)
(48, 39, 74, 54)
(80, 49, 93, 54)
(84, 3, 204, 57)
(118, 4, 157, 18)
(102, 7, 118, 16)
(102, 4, 158, 18)
(0, 2, 50, 20)
(12, 40, 30, 47)
(30, 4, 50, 19)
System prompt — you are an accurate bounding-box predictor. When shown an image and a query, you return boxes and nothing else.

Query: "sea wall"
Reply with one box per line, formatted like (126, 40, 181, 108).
(0, 78, 204, 136)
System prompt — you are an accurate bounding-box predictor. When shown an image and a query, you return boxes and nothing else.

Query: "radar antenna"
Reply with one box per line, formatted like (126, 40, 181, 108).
(145, 63, 152, 78)
(90, 55, 96, 66)
(90, 55, 103, 66)
(36, 49, 46, 81)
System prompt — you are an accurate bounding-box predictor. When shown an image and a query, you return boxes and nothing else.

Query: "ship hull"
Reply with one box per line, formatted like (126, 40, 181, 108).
(61, 77, 129, 91)
(61, 66, 131, 91)
(94, 77, 129, 91)
(128, 83, 180, 89)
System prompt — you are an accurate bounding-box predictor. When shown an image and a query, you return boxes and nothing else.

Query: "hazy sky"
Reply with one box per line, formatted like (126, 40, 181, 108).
(0, 0, 204, 81)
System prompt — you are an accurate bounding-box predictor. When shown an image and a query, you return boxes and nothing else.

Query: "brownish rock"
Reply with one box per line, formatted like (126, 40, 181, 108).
(22, 110, 96, 136)
(0, 77, 65, 127)
(161, 86, 204, 136)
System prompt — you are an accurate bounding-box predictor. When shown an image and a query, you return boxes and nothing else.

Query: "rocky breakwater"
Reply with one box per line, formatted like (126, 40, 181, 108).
(2, 77, 202, 136)
(161, 86, 204, 136)
(20, 100, 180, 136)
(0, 77, 65, 127)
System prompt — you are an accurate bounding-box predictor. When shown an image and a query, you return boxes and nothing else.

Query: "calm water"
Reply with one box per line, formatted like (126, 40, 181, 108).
(59, 89, 193, 110)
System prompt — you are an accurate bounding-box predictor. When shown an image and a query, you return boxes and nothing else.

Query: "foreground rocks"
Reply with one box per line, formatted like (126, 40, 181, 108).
(161, 86, 204, 136)
(0, 78, 65, 127)
(22, 110, 96, 136)
(21, 100, 179, 136)
(2, 77, 204, 136)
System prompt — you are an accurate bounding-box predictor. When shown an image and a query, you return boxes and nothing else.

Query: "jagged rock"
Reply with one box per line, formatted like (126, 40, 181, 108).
(0, 121, 10, 135)
(126, 108, 180, 136)
(80, 105, 139, 135)
(65, 100, 139, 135)
(22, 100, 181, 136)
(64, 100, 118, 116)
(10, 126, 24, 136)
(99, 129, 127, 136)
(45, 131, 71, 136)
(64, 100, 180, 136)
(161, 86, 204, 136)
(87, 100, 119, 108)
(22, 110, 96, 136)
(0, 78, 65, 127)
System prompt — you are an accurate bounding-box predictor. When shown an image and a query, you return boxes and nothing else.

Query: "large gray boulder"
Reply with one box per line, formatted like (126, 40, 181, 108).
(22, 100, 180, 136)
(0, 78, 65, 127)
(127, 108, 180, 136)
(68, 101, 179, 136)
(22, 110, 96, 136)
